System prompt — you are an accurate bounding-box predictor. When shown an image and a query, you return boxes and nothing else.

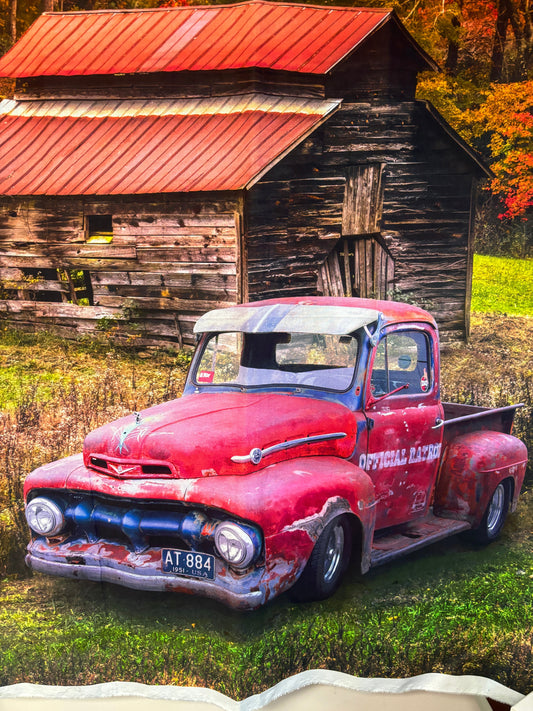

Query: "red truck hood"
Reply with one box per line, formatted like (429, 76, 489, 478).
(83, 392, 357, 479)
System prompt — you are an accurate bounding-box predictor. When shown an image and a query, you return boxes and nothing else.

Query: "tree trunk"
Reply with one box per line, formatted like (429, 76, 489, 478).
(505, 0, 529, 81)
(9, 0, 16, 44)
(42, 0, 54, 11)
(490, 0, 510, 81)
(445, 14, 461, 74)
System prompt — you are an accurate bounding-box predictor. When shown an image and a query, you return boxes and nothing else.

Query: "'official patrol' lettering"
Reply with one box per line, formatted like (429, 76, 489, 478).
(359, 443, 442, 471)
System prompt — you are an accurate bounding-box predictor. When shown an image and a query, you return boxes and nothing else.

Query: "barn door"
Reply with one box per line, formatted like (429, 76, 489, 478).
(318, 236, 395, 299)
(318, 164, 395, 299)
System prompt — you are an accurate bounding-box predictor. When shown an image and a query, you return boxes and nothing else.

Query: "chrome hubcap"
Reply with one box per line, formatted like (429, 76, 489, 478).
(487, 483, 505, 535)
(323, 523, 344, 583)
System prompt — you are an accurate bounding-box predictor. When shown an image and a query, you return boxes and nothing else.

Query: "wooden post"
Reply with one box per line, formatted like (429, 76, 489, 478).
(235, 195, 248, 304)
(464, 178, 478, 341)
(343, 239, 352, 296)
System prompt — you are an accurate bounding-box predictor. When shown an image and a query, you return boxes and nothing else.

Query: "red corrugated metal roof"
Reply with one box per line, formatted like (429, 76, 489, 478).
(0, 1, 397, 78)
(0, 95, 340, 195)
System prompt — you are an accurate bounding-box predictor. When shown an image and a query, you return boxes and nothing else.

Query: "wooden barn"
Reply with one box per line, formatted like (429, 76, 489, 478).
(0, 0, 489, 346)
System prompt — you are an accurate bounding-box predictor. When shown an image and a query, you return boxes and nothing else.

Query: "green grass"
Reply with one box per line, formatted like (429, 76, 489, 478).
(1, 505, 533, 695)
(472, 254, 533, 316)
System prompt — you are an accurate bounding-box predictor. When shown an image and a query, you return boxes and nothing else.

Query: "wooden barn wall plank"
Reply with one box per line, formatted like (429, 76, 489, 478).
(24, 68, 325, 101)
(248, 100, 475, 339)
(0, 193, 240, 345)
(246, 175, 345, 299)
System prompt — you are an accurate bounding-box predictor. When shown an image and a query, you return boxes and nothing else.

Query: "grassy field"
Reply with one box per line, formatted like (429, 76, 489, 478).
(472, 254, 533, 316)
(0, 260, 532, 696)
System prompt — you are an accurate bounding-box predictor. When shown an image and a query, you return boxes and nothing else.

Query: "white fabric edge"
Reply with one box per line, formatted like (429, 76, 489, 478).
(512, 693, 533, 711)
(0, 671, 525, 708)
(0, 681, 236, 709)
(240, 670, 525, 710)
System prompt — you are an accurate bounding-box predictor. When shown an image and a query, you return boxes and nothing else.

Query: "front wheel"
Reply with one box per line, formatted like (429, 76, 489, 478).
(290, 516, 352, 602)
(470, 481, 510, 544)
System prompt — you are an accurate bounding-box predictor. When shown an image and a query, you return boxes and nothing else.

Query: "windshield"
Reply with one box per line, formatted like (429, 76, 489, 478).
(194, 331, 360, 391)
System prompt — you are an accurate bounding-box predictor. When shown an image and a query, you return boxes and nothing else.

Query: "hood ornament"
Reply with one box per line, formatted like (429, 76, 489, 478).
(115, 412, 144, 456)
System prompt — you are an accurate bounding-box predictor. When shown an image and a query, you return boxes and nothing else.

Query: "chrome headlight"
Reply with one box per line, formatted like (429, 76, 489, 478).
(25, 497, 65, 536)
(214, 521, 260, 569)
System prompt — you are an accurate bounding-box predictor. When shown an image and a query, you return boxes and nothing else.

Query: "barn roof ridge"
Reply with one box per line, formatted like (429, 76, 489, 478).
(40, 0, 393, 16)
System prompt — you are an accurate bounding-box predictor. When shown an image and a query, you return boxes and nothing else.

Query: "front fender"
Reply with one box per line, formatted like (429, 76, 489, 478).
(434, 431, 527, 526)
(188, 454, 373, 527)
(189, 456, 377, 602)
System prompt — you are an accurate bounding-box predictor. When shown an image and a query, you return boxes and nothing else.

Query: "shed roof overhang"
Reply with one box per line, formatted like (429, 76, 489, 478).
(0, 0, 436, 79)
(419, 101, 493, 178)
(0, 94, 340, 196)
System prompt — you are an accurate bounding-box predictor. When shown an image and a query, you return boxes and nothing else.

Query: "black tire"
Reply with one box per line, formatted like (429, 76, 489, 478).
(470, 480, 510, 544)
(290, 516, 352, 602)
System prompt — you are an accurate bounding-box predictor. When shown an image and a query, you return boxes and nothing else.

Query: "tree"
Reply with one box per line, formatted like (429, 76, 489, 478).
(9, 0, 16, 43)
(418, 74, 533, 221)
(466, 81, 533, 219)
(489, 0, 533, 81)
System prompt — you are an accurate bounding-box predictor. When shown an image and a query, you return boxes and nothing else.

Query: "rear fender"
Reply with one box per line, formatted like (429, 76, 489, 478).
(434, 431, 527, 526)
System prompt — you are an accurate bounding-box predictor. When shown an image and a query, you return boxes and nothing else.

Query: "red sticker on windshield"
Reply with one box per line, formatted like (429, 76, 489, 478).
(420, 368, 429, 392)
(197, 370, 214, 383)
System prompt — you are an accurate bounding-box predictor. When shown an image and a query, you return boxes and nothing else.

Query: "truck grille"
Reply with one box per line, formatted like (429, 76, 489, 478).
(88, 456, 174, 478)
(33, 492, 218, 553)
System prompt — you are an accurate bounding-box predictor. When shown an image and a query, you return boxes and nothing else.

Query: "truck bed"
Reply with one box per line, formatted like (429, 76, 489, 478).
(441, 402, 522, 444)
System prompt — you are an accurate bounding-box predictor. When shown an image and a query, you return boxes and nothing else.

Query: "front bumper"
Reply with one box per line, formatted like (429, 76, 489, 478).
(26, 538, 267, 610)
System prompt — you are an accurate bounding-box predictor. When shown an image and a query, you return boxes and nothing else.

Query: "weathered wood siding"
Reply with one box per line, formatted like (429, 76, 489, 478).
(245, 172, 345, 299)
(247, 101, 476, 341)
(21, 69, 326, 101)
(325, 22, 423, 102)
(0, 194, 239, 345)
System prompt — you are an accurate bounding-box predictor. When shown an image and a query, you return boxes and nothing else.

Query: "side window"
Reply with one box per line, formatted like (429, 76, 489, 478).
(370, 331, 431, 398)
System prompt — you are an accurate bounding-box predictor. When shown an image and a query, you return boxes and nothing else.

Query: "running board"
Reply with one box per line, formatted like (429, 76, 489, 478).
(370, 515, 471, 568)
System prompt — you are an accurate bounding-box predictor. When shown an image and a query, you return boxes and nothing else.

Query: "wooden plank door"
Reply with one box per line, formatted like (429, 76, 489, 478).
(319, 236, 394, 300)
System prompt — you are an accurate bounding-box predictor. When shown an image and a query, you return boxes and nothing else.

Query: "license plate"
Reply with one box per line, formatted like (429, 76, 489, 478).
(162, 549, 215, 580)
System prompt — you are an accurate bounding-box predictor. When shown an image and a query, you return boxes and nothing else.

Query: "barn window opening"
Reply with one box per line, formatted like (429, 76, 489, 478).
(86, 214, 113, 244)
(6, 268, 94, 305)
(19, 268, 63, 303)
(58, 269, 94, 305)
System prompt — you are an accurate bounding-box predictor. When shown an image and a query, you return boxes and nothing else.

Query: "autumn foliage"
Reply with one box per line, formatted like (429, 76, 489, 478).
(468, 82, 533, 220)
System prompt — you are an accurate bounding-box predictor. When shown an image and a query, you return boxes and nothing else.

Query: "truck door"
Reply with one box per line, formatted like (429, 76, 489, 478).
(362, 325, 444, 530)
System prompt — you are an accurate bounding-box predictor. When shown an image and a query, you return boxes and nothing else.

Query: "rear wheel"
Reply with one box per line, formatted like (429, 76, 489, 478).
(470, 481, 510, 544)
(290, 516, 352, 602)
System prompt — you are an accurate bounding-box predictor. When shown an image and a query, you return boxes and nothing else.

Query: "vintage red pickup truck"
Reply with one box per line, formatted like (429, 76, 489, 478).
(24, 297, 527, 609)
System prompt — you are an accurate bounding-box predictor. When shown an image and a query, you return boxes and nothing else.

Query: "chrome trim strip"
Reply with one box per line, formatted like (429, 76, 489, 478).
(436, 403, 524, 429)
(231, 432, 347, 464)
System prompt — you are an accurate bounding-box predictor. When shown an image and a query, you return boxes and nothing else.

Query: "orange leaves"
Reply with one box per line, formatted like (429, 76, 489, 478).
(418, 75, 533, 221)
(467, 81, 533, 219)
